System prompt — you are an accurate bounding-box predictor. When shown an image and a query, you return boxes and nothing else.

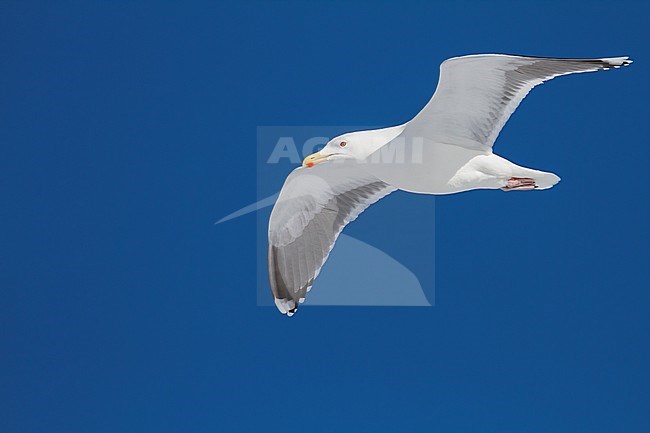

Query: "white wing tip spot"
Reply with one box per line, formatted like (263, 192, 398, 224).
(274, 298, 298, 317)
(602, 56, 633, 67)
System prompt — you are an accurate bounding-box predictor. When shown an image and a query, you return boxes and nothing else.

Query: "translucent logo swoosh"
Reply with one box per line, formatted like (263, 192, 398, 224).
(215, 193, 279, 224)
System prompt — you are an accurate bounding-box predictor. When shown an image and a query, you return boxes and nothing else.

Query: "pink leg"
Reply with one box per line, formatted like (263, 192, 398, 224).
(501, 177, 537, 191)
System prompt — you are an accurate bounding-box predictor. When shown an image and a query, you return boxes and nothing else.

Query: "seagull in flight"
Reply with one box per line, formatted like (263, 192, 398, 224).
(268, 54, 632, 316)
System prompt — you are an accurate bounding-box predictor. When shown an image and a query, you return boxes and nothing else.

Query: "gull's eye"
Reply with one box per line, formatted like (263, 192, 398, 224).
(339, 141, 347, 147)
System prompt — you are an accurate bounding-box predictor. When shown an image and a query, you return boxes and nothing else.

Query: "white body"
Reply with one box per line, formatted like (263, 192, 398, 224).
(363, 136, 559, 194)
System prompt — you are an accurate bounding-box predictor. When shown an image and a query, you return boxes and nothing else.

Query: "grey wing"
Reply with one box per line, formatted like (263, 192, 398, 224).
(405, 54, 632, 151)
(268, 161, 395, 316)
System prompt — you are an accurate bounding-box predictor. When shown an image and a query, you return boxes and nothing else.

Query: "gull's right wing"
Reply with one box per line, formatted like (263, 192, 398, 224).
(268, 160, 395, 316)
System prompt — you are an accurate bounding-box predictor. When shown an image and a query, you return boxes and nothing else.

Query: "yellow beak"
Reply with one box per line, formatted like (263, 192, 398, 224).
(302, 152, 330, 168)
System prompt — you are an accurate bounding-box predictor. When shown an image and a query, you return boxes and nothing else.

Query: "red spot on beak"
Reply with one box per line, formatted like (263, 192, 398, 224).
(306, 162, 314, 168)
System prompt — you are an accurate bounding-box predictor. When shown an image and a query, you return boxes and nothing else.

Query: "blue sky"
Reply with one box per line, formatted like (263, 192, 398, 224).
(1, 1, 649, 432)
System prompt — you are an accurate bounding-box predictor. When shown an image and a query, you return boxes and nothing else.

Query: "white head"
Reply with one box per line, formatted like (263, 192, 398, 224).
(302, 126, 405, 168)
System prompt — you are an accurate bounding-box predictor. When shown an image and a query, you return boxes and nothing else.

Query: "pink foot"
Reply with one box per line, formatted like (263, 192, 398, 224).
(502, 177, 536, 191)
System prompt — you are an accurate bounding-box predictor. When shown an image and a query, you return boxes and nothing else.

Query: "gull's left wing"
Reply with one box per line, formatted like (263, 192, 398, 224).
(404, 54, 632, 151)
(268, 161, 395, 316)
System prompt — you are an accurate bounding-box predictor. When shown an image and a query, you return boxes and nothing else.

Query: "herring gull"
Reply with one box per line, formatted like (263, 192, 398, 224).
(268, 54, 632, 316)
